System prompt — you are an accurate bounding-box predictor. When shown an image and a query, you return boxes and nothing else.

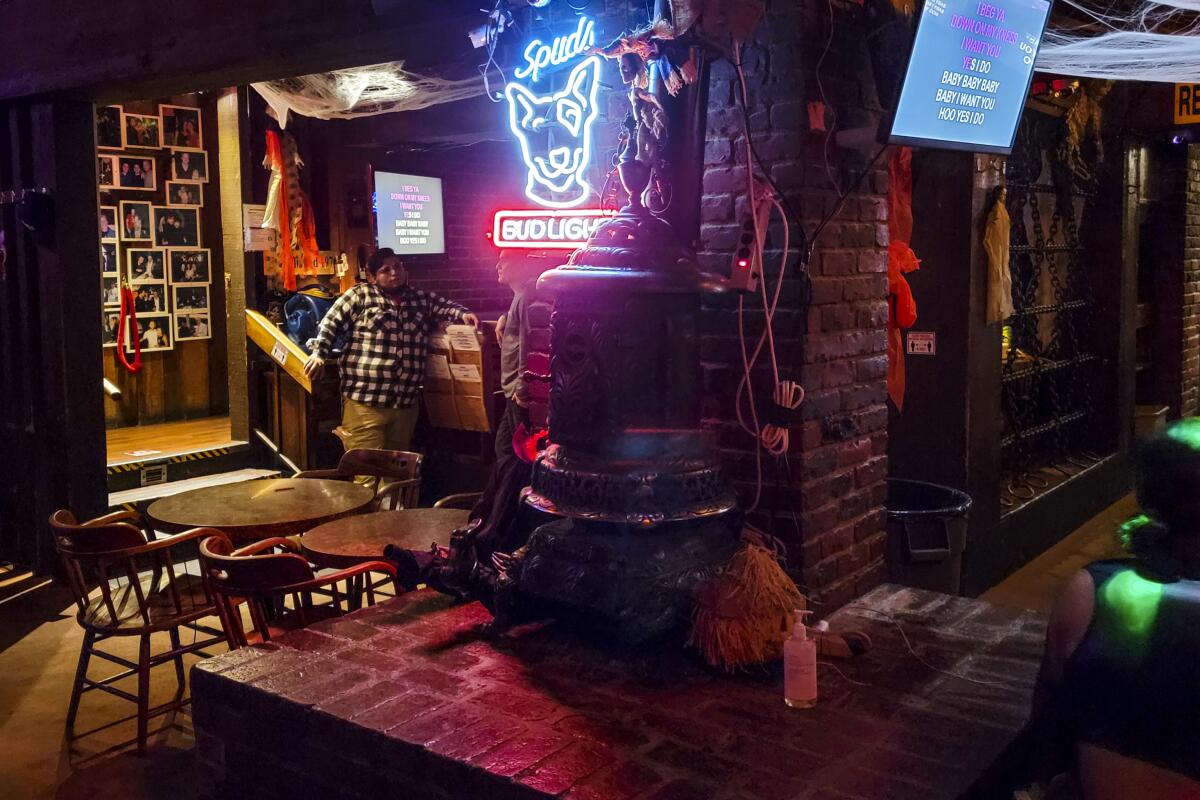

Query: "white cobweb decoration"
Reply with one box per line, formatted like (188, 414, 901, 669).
(252, 62, 486, 128)
(1037, 0, 1200, 82)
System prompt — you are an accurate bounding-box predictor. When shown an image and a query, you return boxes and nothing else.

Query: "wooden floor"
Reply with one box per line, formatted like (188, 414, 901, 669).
(981, 492, 1134, 613)
(106, 416, 236, 466)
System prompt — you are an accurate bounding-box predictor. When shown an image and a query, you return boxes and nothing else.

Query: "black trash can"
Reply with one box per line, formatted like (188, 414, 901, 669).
(884, 479, 972, 595)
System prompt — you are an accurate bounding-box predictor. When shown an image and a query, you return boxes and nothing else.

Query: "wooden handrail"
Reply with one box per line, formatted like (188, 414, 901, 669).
(245, 309, 313, 393)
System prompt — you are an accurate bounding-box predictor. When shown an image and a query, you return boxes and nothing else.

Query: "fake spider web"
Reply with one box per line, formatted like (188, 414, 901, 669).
(252, 62, 486, 128)
(1036, 0, 1200, 82)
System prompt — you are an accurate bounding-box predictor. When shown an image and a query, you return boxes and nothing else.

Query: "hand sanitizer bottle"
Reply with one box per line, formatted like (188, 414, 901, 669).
(784, 609, 817, 708)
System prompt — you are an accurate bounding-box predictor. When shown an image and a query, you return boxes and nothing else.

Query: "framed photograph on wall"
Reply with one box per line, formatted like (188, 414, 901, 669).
(132, 283, 168, 314)
(127, 248, 165, 284)
(169, 249, 210, 284)
(160, 105, 202, 149)
(99, 206, 118, 239)
(165, 181, 203, 207)
(152, 206, 200, 248)
(123, 113, 161, 149)
(127, 314, 172, 353)
(119, 201, 152, 242)
(102, 310, 121, 349)
(170, 149, 208, 182)
(117, 156, 156, 191)
(96, 106, 123, 150)
(101, 241, 118, 275)
(101, 276, 120, 308)
(173, 285, 209, 312)
(97, 155, 117, 190)
(175, 312, 211, 341)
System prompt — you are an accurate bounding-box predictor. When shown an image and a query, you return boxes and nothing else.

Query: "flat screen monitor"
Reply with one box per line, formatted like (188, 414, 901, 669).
(888, 0, 1053, 155)
(373, 171, 445, 255)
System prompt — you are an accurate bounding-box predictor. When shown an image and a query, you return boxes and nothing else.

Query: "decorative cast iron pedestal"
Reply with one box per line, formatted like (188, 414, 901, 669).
(509, 204, 737, 643)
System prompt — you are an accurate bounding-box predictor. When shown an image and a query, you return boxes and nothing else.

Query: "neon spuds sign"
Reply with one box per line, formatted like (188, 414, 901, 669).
(504, 16, 600, 209)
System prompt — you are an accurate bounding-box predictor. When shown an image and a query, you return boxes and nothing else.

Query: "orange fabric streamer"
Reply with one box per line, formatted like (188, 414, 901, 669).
(263, 131, 296, 291)
(262, 131, 322, 291)
(887, 147, 920, 411)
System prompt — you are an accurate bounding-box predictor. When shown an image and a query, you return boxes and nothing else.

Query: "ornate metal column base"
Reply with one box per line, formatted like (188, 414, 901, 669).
(514, 514, 741, 644)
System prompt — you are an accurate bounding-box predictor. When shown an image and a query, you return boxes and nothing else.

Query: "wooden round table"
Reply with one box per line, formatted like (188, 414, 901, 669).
(301, 508, 470, 570)
(146, 478, 374, 542)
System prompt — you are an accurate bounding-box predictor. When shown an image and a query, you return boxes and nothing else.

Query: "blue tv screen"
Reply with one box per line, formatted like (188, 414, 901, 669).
(889, 0, 1053, 155)
(374, 171, 446, 255)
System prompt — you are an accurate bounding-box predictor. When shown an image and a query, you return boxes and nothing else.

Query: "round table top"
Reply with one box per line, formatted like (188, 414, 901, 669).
(146, 478, 375, 541)
(301, 508, 470, 569)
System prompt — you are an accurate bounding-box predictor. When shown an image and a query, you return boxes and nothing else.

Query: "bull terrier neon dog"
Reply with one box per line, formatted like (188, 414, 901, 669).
(505, 55, 601, 209)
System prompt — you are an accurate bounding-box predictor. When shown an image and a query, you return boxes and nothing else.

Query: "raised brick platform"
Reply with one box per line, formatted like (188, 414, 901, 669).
(192, 585, 1046, 800)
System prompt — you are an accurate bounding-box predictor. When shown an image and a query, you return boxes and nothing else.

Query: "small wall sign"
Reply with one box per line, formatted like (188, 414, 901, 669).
(907, 331, 936, 355)
(1176, 83, 1200, 125)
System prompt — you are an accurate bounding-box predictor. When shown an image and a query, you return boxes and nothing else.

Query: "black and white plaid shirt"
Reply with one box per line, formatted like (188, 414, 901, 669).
(310, 283, 468, 408)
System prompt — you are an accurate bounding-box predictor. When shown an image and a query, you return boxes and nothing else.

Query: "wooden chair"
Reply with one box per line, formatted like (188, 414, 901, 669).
(297, 448, 422, 510)
(199, 532, 397, 649)
(50, 509, 226, 755)
(432, 492, 482, 510)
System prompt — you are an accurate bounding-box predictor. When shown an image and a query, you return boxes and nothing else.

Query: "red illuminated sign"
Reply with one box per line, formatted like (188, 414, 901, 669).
(491, 208, 615, 250)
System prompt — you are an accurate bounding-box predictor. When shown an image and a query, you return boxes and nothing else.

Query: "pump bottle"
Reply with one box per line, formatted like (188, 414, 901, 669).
(784, 609, 817, 708)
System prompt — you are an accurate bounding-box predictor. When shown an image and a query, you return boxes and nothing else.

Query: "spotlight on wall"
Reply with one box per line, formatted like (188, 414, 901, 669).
(469, 7, 509, 49)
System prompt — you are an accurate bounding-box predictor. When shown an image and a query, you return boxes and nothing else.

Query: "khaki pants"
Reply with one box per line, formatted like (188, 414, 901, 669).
(340, 398, 418, 487)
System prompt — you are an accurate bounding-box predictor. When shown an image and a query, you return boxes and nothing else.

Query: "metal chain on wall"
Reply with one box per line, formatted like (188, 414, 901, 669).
(998, 113, 1105, 510)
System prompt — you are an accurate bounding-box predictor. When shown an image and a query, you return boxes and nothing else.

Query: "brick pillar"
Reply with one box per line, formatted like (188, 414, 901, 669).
(697, 1, 889, 606)
(1182, 145, 1200, 417)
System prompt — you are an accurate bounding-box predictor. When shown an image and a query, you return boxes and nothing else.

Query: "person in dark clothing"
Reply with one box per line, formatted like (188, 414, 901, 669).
(492, 250, 552, 467)
(1033, 420, 1200, 799)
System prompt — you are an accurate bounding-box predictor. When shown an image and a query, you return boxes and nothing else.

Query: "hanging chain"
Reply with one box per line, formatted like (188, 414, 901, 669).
(999, 122, 1100, 506)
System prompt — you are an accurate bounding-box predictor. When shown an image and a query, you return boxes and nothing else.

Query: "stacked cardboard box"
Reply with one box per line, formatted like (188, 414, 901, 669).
(424, 324, 490, 431)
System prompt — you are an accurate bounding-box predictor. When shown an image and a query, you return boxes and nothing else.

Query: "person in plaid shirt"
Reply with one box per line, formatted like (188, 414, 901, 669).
(304, 247, 479, 456)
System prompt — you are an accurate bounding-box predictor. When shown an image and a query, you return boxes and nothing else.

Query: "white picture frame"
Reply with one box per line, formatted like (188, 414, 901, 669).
(160, 105, 202, 149)
(99, 205, 118, 240)
(170, 148, 208, 182)
(97, 155, 117, 190)
(116, 155, 157, 192)
(119, 201, 152, 242)
(165, 180, 203, 207)
(102, 310, 122, 348)
(175, 312, 212, 341)
(172, 285, 209, 313)
(152, 206, 200, 248)
(127, 247, 165, 284)
(169, 248, 211, 285)
(123, 112, 162, 149)
(127, 313, 172, 353)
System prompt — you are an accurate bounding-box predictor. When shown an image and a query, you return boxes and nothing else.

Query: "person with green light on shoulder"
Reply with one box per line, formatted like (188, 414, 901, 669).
(1029, 419, 1200, 799)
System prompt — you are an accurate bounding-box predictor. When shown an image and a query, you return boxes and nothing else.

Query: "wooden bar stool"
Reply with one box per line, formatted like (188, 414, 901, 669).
(49, 509, 226, 754)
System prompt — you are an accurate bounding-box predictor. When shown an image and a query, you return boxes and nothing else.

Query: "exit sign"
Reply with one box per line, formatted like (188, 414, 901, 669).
(1176, 83, 1200, 124)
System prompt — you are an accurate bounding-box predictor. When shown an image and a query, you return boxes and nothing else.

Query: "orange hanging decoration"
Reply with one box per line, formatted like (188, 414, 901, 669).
(262, 131, 322, 291)
(262, 131, 297, 291)
(887, 146, 920, 411)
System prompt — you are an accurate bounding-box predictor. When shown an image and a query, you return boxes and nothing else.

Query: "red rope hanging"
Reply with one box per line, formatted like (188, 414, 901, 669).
(116, 284, 143, 373)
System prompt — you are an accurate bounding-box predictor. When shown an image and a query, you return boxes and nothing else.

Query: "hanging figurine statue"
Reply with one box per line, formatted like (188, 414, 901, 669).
(590, 17, 697, 214)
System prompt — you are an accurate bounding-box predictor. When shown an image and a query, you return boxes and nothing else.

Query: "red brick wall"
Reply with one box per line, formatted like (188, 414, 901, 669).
(697, 1, 889, 605)
(1182, 145, 1200, 417)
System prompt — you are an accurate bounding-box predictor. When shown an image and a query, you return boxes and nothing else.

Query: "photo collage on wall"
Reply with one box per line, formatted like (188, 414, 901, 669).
(97, 102, 211, 351)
